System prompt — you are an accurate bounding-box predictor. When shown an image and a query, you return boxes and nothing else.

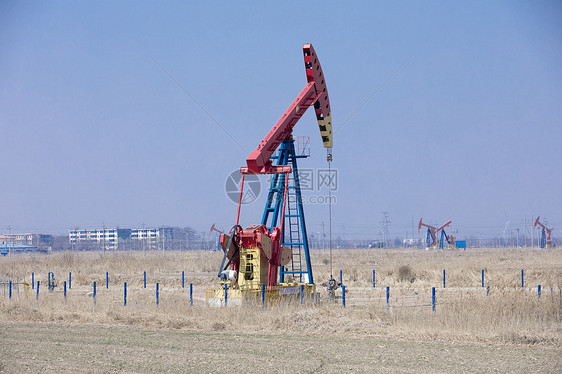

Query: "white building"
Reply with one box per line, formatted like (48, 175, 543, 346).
(69, 227, 173, 250)
(69, 228, 130, 250)
(0, 233, 54, 248)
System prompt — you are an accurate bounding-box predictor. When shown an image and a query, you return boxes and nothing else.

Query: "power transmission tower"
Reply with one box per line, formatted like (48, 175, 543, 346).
(523, 217, 528, 247)
(381, 212, 391, 248)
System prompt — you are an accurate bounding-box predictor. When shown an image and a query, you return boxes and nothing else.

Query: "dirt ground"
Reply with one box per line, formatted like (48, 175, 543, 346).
(1, 321, 560, 374)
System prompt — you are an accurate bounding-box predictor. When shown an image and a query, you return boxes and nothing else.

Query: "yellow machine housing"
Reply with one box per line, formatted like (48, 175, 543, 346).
(206, 243, 315, 306)
(239, 247, 269, 290)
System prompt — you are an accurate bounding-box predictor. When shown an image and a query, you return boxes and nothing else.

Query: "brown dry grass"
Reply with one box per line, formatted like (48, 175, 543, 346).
(1, 247, 561, 347)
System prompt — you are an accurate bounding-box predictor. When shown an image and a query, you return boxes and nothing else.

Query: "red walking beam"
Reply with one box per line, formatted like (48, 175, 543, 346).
(418, 218, 437, 231)
(241, 44, 332, 175)
(533, 216, 546, 230)
(436, 221, 452, 232)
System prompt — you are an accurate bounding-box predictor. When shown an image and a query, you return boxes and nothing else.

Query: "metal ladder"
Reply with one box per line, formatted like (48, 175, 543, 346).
(283, 174, 304, 281)
(261, 138, 313, 284)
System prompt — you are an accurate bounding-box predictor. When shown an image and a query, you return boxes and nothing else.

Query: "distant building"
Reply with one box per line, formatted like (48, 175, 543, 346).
(129, 227, 174, 250)
(402, 238, 423, 247)
(0, 243, 43, 256)
(68, 227, 173, 250)
(0, 233, 53, 249)
(68, 228, 131, 250)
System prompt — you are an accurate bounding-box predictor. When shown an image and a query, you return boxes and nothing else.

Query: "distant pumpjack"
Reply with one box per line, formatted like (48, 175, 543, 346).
(437, 222, 455, 249)
(418, 218, 453, 249)
(533, 216, 554, 248)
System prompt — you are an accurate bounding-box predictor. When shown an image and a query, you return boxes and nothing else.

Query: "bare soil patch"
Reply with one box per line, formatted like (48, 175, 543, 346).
(1, 322, 560, 374)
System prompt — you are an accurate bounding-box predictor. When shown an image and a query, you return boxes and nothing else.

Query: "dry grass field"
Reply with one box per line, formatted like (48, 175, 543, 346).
(1, 247, 561, 373)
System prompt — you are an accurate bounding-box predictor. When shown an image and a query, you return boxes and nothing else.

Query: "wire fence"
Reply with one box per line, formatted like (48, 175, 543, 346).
(1, 269, 556, 313)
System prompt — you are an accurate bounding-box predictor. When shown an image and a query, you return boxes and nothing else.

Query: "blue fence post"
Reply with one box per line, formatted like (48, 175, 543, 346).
(182, 271, 185, 289)
(340, 270, 343, 286)
(32, 273, 34, 289)
(106, 272, 109, 289)
(521, 269, 524, 288)
(189, 283, 193, 306)
(9, 281, 11, 300)
(261, 284, 265, 307)
(156, 283, 159, 306)
(144, 271, 147, 289)
(432, 287, 436, 312)
(538, 285, 541, 300)
(224, 284, 228, 306)
(64, 281, 67, 300)
(301, 285, 304, 305)
(386, 286, 390, 308)
(481, 269, 484, 288)
(36, 281, 39, 300)
(487, 286, 490, 297)
(372, 270, 376, 288)
(443, 269, 446, 288)
(342, 285, 346, 308)
(124, 282, 127, 306)
(69, 272, 72, 289)
(93, 282, 96, 304)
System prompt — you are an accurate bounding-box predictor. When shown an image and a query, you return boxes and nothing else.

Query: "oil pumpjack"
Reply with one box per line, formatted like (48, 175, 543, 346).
(533, 216, 554, 248)
(207, 44, 333, 305)
(418, 218, 454, 249)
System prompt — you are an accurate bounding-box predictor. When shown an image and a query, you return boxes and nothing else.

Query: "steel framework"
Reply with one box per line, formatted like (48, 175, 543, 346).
(261, 138, 313, 284)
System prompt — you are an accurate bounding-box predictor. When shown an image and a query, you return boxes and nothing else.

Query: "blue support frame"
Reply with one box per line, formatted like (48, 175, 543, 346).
(261, 138, 313, 284)
(439, 230, 448, 249)
(425, 228, 432, 248)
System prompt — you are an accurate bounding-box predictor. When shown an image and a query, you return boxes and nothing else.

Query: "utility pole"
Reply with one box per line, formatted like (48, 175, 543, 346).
(515, 228, 520, 248)
(321, 221, 326, 253)
(530, 216, 534, 248)
(142, 225, 146, 257)
(8, 226, 12, 258)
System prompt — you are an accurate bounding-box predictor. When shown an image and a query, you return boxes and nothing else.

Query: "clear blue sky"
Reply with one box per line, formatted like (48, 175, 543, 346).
(1, 1, 561, 240)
